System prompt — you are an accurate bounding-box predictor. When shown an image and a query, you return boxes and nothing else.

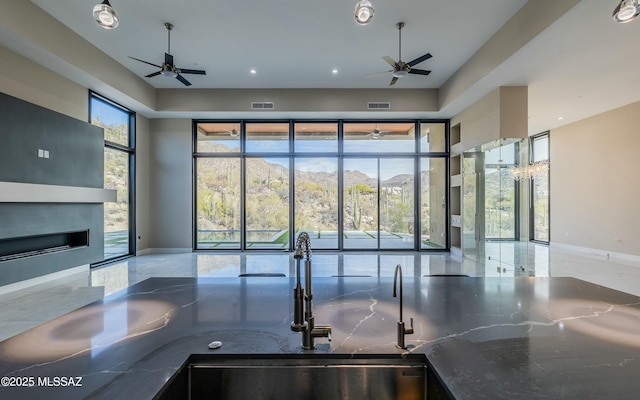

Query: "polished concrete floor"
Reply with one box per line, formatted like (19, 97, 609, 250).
(1, 242, 639, 342)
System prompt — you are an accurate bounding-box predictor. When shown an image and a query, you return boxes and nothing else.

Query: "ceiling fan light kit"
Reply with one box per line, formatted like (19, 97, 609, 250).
(613, 0, 639, 23)
(354, 0, 374, 25)
(93, 0, 119, 29)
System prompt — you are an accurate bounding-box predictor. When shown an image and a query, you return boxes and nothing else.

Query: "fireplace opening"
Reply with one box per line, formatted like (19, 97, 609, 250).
(0, 230, 89, 262)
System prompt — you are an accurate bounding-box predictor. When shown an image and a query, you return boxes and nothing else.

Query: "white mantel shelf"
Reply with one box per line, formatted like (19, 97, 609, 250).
(0, 181, 117, 203)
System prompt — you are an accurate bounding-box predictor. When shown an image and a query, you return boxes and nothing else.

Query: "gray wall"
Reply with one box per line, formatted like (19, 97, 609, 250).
(0, 92, 104, 286)
(135, 115, 151, 252)
(148, 119, 192, 249)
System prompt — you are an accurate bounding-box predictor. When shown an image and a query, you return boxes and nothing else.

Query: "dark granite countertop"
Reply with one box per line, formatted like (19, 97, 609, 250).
(1, 276, 639, 399)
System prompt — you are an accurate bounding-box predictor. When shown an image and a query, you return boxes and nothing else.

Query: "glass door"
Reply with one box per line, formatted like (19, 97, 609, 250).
(530, 133, 550, 243)
(462, 152, 485, 262)
(343, 158, 379, 249)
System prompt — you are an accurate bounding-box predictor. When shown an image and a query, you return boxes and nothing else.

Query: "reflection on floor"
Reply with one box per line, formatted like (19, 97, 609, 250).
(1, 242, 639, 341)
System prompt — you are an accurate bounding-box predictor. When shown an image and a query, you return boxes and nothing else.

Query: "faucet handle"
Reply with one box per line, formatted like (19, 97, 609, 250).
(405, 317, 414, 335)
(313, 324, 332, 342)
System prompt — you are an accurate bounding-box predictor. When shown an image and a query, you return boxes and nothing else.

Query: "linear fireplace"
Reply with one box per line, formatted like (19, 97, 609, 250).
(0, 230, 89, 262)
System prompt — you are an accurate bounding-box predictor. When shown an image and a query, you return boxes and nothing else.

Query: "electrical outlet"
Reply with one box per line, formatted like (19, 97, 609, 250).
(43, 150, 50, 159)
(38, 149, 44, 158)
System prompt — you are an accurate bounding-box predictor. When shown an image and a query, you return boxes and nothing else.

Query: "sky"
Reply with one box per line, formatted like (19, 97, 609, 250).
(208, 139, 436, 178)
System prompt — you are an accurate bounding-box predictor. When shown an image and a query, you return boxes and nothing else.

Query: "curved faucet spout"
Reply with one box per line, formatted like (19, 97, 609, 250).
(393, 264, 413, 349)
(294, 231, 312, 260)
(393, 264, 403, 322)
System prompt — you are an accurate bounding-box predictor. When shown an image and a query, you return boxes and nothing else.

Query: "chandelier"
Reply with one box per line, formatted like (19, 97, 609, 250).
(509, 160, 549, 181)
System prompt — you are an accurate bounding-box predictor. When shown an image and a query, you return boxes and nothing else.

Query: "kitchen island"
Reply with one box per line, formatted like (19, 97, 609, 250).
(0, 276, 639, 399)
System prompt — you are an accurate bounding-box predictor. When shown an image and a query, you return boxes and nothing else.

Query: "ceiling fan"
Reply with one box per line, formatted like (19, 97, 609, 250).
(129, 23, 206, 87)
(224, 127, 240, 137)
(368, 22, 432, 86)
(364, 127, 391, 139)
(200, 127, 239, 137)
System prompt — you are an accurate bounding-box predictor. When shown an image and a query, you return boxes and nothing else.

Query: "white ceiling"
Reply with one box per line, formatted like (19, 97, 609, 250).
(30, 0, 528, 89)
(18, 0, 640, 134)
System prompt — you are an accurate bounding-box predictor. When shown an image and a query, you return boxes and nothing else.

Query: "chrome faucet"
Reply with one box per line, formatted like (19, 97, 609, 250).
(393, 264, 414, 349)
(291, 232, 332, 349)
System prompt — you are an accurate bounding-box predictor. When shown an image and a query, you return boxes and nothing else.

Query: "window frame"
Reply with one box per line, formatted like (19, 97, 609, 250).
(193, 119, 450, 252)
(89, 91, 136, 265)
(529, 131, 550, 244)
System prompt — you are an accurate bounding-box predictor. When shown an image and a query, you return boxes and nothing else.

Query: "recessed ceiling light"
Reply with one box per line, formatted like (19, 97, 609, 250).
(250, 69, 257, 75)
(557, 116, 564, 120)
(332, 69, 339, 74)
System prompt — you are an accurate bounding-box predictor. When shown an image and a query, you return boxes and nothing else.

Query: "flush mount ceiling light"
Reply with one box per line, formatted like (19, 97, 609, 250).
(613, 0, 639, 23)
(93, 0, 119, 29)
(354, 0, 374, 25)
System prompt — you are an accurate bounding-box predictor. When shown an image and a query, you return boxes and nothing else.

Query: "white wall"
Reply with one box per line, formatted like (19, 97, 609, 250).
(148, 119, 193, 250)
(551, 101, 640, 257)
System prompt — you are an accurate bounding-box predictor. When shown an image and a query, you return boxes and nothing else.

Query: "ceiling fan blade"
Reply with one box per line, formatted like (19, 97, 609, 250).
(165, 53, 174, 66)
(407, 53, 432, 67)
(129, 56, 162, 69)
(178, 68, 207, 75)
(367, 70, 393, 78)
(389, 76, 398, 86)
(176, 74, 192, 86)
(145, 71, 162, 78)
(408, 69, 431, 76)
(383, 56, 397, 68)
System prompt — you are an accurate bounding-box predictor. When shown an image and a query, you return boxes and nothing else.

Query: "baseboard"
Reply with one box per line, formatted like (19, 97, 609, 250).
(142, 248, 192, 255)
(449, 246, 463, 260)
(550, 242, 640, 264)
(0, 264, 89, 296)
(136, 248, 152, 256)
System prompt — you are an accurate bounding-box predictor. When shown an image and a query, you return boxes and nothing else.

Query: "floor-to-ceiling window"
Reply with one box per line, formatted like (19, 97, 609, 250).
(90, 92, 135, 262)
(419, 123, 447, 249)
(484, 142, 518, 240)
(293, 122, 339, 249)
(530, 132, 550, 243)
(194, 120, 448, 251)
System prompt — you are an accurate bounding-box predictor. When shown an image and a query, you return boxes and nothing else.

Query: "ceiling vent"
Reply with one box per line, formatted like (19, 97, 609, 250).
(251, 102, 275, 110)
(367, 102, 391, 110)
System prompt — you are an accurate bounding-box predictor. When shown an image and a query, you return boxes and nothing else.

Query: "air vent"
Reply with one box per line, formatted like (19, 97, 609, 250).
(251, 102, 275, 110)
(367, 102, 391, 110)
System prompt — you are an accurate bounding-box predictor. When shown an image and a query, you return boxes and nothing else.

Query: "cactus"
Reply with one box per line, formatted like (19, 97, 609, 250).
(352, 187, 362, 230)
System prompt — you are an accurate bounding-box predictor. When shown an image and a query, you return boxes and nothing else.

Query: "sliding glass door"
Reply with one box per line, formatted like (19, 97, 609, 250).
(294, 158, 339, 249)
(343, 158, 379, 249)
(380, 158, 414, 249)
(245, 157, 290, 249)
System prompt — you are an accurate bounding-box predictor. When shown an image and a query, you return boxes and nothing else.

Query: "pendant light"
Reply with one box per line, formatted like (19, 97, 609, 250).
(613, 0, 639, 23)
(354, 0, 374, 25)
(93, 0, 119, 29)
